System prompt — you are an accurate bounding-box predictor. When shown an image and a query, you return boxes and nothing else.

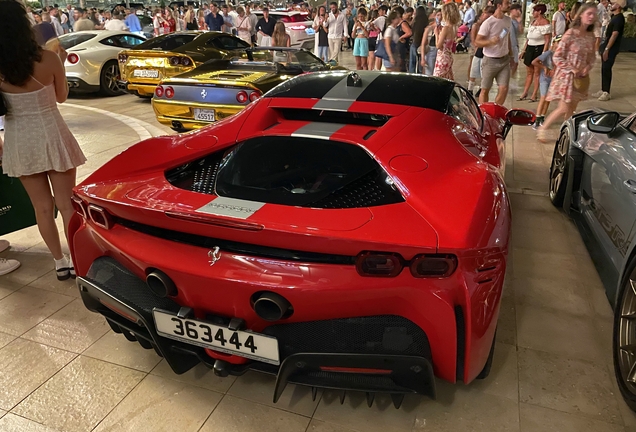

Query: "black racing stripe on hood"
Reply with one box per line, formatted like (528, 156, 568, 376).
(264, 72, 454, 113)
(356, 75, 454, 112)
(264, 73, 347, 99)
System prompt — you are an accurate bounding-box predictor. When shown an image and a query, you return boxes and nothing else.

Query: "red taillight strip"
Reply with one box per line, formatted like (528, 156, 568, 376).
(356, 251, 458, 278)
(319, 366, 392, 375)
(165, 211, 264, 231)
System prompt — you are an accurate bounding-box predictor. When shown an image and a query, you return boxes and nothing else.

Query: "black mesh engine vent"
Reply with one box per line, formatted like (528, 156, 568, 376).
(165, 144, 404, 209)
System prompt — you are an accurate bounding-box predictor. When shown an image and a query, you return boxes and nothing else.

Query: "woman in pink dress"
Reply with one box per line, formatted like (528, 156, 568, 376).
(433, 2, 460, 80)
(537, 3, 597, 142)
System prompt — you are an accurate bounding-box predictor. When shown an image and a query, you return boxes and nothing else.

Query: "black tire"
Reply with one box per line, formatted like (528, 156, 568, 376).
(476, 330, 496, 379)
(171, 127, 188, 133)
(549, 127, 571, 207)
(613, 257, 636, 412)
(99, 60, 126, 96)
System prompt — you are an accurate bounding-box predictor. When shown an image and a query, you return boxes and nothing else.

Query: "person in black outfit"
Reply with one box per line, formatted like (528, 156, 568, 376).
(595, 0, 625, 101)
(255, 7, 276, 46)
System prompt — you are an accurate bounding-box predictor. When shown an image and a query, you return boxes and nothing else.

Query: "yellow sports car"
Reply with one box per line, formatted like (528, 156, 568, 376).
(118, 31, 250, 98)
(152, 47, 344, 131)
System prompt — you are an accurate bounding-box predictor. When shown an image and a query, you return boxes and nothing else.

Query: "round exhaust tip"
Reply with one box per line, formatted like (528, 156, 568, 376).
(146, 270, 177, 298)
(252, 292, 292, 322)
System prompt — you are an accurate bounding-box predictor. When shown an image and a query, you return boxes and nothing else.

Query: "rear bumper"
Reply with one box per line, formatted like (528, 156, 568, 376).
(70, 217, 504, 387)
(126, 82, 157, 96)
(67, 77, 100, 93)
(77, 258, 436, 405)
(152, 99, 244, 130)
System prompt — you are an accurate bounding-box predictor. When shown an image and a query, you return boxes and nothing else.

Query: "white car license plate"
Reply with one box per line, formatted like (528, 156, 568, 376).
(133, 69, 159, 78)
(194, 108, 216, 122)
(153, 309, 279, 365)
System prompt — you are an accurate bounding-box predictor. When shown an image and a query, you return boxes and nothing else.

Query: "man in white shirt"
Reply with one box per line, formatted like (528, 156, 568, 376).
(552, 1, 566, 37)
(372, 4, 388, 70)
(49, 7, 64, 36)
(105, 12, 129, 31)
(220, 4, 234, 33)
(325, 1, 348, 62)
(245, 3, 259, 45)
(475, 0, 513, 104)
(463, 1, 476, 46)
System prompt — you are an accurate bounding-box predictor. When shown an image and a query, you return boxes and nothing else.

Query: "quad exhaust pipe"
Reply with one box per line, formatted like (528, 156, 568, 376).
(146, 270, 177, 298)
(252, 292, 292, 321)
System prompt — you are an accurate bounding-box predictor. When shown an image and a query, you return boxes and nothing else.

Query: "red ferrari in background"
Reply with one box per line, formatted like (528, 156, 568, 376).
(70, 71, 533, 408)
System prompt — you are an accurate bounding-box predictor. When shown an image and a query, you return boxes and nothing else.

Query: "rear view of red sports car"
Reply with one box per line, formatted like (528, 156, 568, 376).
(70, 71, 533, 407)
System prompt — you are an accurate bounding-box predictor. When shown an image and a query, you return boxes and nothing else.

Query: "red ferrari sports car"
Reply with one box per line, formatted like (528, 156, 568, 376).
(70, 71, 533, 407)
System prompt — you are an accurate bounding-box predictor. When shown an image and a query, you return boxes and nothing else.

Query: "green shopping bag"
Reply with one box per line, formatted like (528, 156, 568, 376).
(0, 170, 37, 236)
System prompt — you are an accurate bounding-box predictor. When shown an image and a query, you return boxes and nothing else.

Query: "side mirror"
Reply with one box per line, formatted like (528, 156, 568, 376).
(587, 111, 620, 134)
(506, 109, 536, 126)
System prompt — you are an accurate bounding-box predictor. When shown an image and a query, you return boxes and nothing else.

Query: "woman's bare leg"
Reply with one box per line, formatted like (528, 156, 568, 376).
(521, 65, 533, 98)
(19, 173, 63, 259)
(531, 68, 541, 100)
(48, 168, 77, 243)
(360, 56, 368, 70)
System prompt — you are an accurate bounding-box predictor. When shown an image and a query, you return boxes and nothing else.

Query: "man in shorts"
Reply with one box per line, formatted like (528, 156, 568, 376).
(475, 0, 513, 105)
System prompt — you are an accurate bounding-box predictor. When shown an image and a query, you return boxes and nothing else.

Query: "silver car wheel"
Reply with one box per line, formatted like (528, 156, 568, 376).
(618, 274, 636, 395)
(549, 129, 569, 201)
(104, 63, 125, 94)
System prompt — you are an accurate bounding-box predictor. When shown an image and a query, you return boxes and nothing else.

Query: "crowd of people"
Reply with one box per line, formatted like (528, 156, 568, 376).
(324, 0, 626, 138)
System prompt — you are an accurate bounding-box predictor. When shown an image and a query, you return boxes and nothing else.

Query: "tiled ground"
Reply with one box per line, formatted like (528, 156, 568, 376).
(1, 50, 636, 431)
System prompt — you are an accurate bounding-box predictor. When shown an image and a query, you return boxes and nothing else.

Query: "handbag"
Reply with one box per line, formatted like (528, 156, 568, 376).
(0, 167, 37, 236)
(0, 77, 6, 117)
(573, 75, 590, 93)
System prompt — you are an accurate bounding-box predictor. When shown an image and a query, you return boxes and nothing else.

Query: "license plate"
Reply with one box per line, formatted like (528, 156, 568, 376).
(193, 108, 216, 122)
(153, 309, 279, 365)
(133, 69, 159, 78)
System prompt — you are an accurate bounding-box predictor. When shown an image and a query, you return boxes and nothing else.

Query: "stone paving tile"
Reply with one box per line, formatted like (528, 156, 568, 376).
(0, 339, 76, 411)
(92, 374, 221, 432)
(21, 299, 109, 353)
(12, 356, 145, 432)
(199, 395, 310, 432)
(518, 347, 622, 424)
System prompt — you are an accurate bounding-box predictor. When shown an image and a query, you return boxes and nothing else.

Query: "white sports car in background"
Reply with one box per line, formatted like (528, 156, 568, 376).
(253, 10, 314, 50)
(61, 31, 146, 96)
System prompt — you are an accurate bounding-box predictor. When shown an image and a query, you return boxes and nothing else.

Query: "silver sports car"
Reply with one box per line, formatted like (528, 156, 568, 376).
(549, 109, 636, 412)
(61, 30, 146, 96)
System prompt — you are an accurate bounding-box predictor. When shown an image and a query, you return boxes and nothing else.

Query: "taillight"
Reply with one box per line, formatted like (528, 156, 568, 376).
(71, 195, 87, 218)
(356, 252, 403, 277)
(118, 53, 128, 63)
(169, 56, 180, 66)
(181, 57, 192, 66)
(67, 53, 80, 64)
(87, 204, 113, 230)
(236, 90, 248, 103)
(155, 85, 164, 97)
(410, 254, 457, 278)
(165, 86, 174, 98)
(249, 90, 261, 102)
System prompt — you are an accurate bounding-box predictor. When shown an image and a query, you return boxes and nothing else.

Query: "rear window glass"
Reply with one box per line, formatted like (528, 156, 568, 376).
(59, 33, 96, 49)
(214, 136, 403, 208)
(139, 34, 196, 50)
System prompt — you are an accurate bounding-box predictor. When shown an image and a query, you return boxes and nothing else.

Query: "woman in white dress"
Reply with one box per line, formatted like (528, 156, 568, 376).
(0, 1, 86, 280)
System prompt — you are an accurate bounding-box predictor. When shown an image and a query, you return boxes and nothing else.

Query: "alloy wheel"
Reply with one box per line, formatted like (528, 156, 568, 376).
(105, 64, 125, 94)
(618, 275, 636, 395)
(549, 130, 569, 201)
